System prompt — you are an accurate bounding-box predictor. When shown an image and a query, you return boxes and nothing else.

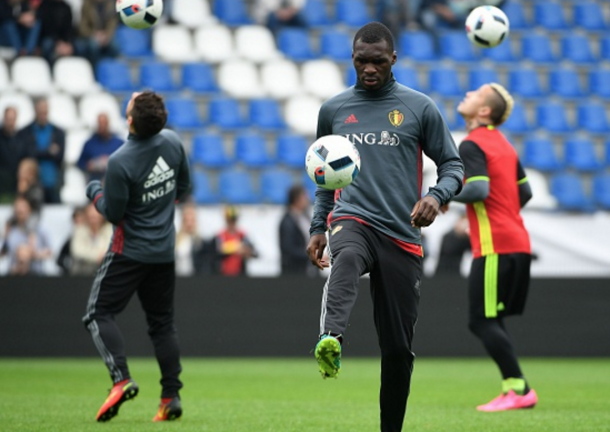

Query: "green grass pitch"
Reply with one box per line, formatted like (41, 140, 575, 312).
(1, 358, 609, 432)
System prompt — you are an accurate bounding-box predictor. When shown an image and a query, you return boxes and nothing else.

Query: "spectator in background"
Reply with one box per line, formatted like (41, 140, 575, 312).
(17, 97, 65, 203)
(0, 106, 20, 203)
(16, 158, 44, 215)
(37, 0, 74, 63)
(77, 113, 123, 182)
(175, 203, 207, 276)
(435, 213, 470, 276)
(76, 0, 118, 66)
(212, 206, 258, 276)
(255, 0, 307, 35)
(278, 184, 311, 275)
(69, 202, 112, 275)
(56, 205, 85, 274)
(0, 0, 40, 56)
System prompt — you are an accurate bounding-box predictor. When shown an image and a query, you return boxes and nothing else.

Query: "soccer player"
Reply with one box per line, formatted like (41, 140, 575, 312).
(447, 83, 538, 411)
(307, 22, 464, 432)
(82, 92, 190, 422)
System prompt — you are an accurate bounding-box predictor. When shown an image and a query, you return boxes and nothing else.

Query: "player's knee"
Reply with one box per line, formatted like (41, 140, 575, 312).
(147, 320, 176, 338)
(469, 316, 492, 337)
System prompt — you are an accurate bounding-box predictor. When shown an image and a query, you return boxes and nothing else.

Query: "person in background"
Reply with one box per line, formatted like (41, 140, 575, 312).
(435, 213, 470, 276)
(69, 202, 112, 275)
(37, 0, 74, 63)
(77, 113, 123, 182)
(0, 0, 40, 56)
(278, 184, 311, 276)
(76, 0, 118, 66)
(17, 97, 65, 204)
(212, 206, 258, 276)
(175, 203, 204, 277)
(56, 205, 86, 274)
(255, 0, 307, 35)
(0, 106, 20, 203)
(15, 158, 44, 216)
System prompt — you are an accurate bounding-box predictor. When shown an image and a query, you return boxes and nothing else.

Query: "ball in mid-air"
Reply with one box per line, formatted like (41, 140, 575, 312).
(305, 135, 361, 190)
(465, 5, 510, 48)
(116, 0, 163, 29)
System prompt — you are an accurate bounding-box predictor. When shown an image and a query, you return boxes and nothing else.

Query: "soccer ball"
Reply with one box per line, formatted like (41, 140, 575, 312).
(465, 5, 510, 48)
(116, 0, 163, 29)
(305, 135, 361, 190)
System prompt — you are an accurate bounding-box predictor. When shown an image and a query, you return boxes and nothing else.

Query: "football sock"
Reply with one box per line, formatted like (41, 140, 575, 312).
(502, 377, 530, 395)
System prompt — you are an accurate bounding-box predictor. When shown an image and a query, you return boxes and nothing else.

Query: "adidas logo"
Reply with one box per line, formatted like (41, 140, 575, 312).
(344, 114, 358, 124)
(144, 156, 174, 189)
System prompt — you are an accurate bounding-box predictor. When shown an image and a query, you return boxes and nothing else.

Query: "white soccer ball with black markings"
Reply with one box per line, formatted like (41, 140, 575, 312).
(116, 0, 163, 29)
(305, 135, 361, 190)
(465, 5, 510, 48)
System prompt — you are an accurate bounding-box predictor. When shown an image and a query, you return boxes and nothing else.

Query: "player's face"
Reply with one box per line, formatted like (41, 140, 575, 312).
(457, 85, 492, 118)
(352, 39, 396, 91)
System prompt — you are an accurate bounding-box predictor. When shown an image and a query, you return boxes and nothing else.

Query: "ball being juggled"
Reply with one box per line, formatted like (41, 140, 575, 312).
(305, 135, 361, 190)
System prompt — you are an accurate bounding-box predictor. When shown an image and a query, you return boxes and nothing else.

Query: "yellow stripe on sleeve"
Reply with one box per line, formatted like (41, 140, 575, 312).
(466, 176, 490, 184)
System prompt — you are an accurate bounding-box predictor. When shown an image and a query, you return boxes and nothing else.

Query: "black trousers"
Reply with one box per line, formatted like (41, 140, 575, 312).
(82, 252, 183, 398)
(321, 220, 422, 432)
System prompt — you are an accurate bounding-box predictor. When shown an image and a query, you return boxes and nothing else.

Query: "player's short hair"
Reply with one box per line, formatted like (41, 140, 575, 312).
(225, 205, 239, 221)
(130, 91, 167, 139)
(487, 83, 514, 126)
(353, 22, 395, 53)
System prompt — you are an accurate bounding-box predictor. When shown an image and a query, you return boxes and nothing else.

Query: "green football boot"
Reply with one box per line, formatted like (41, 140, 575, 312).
(314, 335, 341, 379)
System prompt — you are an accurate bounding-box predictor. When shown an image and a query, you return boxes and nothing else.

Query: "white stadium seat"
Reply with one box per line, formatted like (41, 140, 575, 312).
(79, 92, 123, 131)
(195, 25, 234, 64)
(171, 0, 217, 28)
(0, 59, 11, 92)
(301, 60, 346, 99)
(60, 166, 88, 206)
(64, 128, 91, 165)
(12, 57, 53, 96)
(48, 93, 80, 130)
(524, 168, 558, 210)
(54, 57, 100, 96)
(217, 59, 265, 99)
(285, 95, 321, 136)
(0, 93, 34, 129)
(235, 25, 281, 63)
(153, 25, 198, 63)
(261, 59, 302, 99)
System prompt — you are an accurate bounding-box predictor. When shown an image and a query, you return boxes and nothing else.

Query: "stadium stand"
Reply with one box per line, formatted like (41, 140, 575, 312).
(191, 132, 233, 169)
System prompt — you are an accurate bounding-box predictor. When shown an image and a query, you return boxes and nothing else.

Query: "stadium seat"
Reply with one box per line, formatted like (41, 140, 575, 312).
(54, 57, 99, 96)
(0, 60, 9, 92)
(261, 59, 301, 99)
(589, 69, 610, 99)
(564, 136, 603, 171)
(573, 2, 607, 31)
(301, 60, 345, 99)
(508, 68, 545, 98)
(561, 34, 596, 64)
(522, 168, 557, 210)
(195, 25, 234, 64)
(602, 35, 610, 61)
(521, 33, 556, 63)
(218, 169, 261, 204)
(336, 0, 371, 27)
(537, 101, 573, 133)
(235, 132, 274, 168)
(79, 92, 123, 131)
(48, 93, 80, 130)
(65, 128, 90, 165)
(277, 28, 316, 61)
(260, 169, 295, 204)
(165, 98, 204, 130)
(533, 2, 568, 30)
(302, 171, 316, 201)
(550, 172, 594, 211)
(285, 95, 322, 136)
(521, 137, 563, 171)
(549, 67, 585, 99)
(592, 174, 610, 210)
(249, 99, 286, 131)
(171, 0, 217, 28)
(11, 57, 52, 96)
(60, 166, 88, 206)
(577, 102, 610, 133)
(501, 1, 529, 29)
(181, 63, 219, 94)
(320, 29, 352, 61)
(468, 68, 500, 91)
(190, 132, 232, 168)
(114, 26, 153, 58)
(303, 0, 333, 27)
(192, 171, 220, 204)
(439, 31, 479, 62)
(139, 62, 176, 92)
(393, 65, 423, 91)
(435, 102, 458, 130)
(0, 92, 34, 129)
(276, 133, 309, 169)
(96, 59, 134, 92)
(428, 66, 463, 97)
(502, 103, 531, 134)
(217, 59, 264, 99)
(400, 31, 437, 61)
(212, 0, 252, 25)
(152, 25, 196, 63)
(235, 25, 281, 63)
(481, 39, 517, 63)
(208, 97, 246, 130)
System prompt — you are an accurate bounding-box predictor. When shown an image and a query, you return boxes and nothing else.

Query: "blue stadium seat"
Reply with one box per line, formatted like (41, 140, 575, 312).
(209, 97, 246, 130)
(468, 68, 499, 90)
(302, 172, 316, 201)
(114, 26, 152, 58)
(336, 0, 371, 27)
(249, 99, 286, 131)
(502, 1, 529, 29)
(549, 67, 585, 98)
(508, 68, 545, 98)
(481, 39, 517, 63)
(561, 34, 595, 64)
(320, 29, 352, 61)
(235, 132, 274, 168)
(276, 134, 308, 169)
(345, 67, 357, 86)
(564, 136, 603, 171)
(277, 28, 316, 61)
(606, 140, 610, 166)
(192, 171, 219, 204)
(521, 33, 556, 63)
(550, 172, 594, 211)
(190, 132, 232, 169)
(218, 169, 261, 204)
(400, 31, 437, 61)
(303, 0, 333, 27)
(602, 35, 610, 61)
(502, 104, 532, 134)
(165, 97, 204, 129)
(521, 137, 563, 171)
(139, 62, 176, 92)
(428, 67, 463, 97)
(439, 31, 479, 62)
(573, 2, 607, 31)
(182, 63, 218, 94)
(577, 102, 610, 133)
(536, 101, 573, 133)
(213, 0, 252, 25)
(434, 102, 456, 130)
(260, 169, 295, 204)
(393, 65, 423, 91)
(589, 69, 610, 99)
(96, 59, 134, 92)
(533, 2, 568, 30)
(593, 174, 610, 210)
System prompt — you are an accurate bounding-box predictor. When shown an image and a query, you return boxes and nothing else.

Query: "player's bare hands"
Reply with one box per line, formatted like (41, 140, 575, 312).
(307, 234, 327, 270)
(411, 196, 440, 228)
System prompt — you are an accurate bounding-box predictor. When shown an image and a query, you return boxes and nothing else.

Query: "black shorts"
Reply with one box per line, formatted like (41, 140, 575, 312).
(469, 253, 531, 319)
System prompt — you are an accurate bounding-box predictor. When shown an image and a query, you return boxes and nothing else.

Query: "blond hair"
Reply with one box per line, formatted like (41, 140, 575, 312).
(488, 83, 514, 126)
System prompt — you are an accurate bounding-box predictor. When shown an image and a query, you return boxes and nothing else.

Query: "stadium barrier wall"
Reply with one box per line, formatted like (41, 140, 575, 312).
(0, 276, 608, 357)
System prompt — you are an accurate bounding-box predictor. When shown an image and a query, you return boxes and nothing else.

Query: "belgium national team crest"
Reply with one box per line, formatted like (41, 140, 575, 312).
(388, 109, 404, 127)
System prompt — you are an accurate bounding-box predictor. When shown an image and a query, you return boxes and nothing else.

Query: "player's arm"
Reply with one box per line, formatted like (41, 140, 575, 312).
(517, 160, 532, 208)
(86, 157, 129, 225)
(176, 140, 191, 201)
(452, 140, 490, 204)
